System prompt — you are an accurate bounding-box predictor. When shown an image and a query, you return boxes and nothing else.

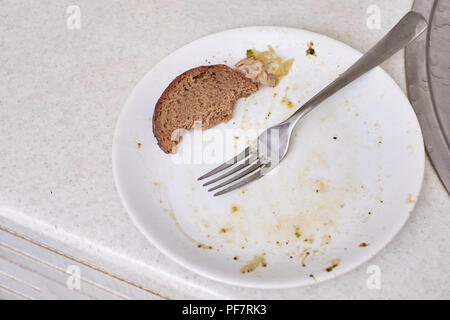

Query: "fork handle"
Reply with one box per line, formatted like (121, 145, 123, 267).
(284, 11, 427, 125)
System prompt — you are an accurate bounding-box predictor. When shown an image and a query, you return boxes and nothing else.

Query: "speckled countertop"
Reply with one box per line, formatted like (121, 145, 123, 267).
(1, 0, 449, 299)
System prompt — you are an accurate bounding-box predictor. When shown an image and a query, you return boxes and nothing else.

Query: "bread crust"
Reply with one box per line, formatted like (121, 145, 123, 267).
(152, 64, 258, 153)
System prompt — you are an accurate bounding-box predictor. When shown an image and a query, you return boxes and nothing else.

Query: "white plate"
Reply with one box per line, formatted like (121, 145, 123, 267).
(112, 27, 424, 288)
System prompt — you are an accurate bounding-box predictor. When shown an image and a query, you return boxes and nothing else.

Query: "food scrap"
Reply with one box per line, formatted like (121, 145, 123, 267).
(231, 206, 238, 213)
(236, 46, 294, 87)
(359, 242, 369, 247)
(300, 250, 310, 267)
(406, 194, 416, 204)
(306, 41, 316, 56)
(325, 259, 340, 272)
(197, 244, 213, 250)
(321, 234, 332, 246)
(240, 256, 267, 273)
(281, 95, 294, 108)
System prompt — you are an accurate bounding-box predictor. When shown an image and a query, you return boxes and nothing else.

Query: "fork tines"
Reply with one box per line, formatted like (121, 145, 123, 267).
(198, 147, 265, 196)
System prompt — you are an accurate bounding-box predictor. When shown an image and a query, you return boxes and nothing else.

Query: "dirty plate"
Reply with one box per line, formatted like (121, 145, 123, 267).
(112, 27, 424, 288)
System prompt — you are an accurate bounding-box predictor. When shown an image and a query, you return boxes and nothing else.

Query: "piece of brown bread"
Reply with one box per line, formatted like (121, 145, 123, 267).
(152, 64, 258, 153)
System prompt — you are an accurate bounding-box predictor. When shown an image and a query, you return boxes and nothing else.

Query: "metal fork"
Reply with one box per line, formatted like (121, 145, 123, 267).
(198, 11, 427, 196)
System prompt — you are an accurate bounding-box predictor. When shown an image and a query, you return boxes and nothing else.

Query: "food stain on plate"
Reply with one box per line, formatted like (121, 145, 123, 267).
(240, 255, 267, 274)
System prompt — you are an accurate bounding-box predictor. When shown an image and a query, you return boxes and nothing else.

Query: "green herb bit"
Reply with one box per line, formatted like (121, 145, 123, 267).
(325, 263, 338, 272)
(306, 41, 316, 56)
(359, 242, 368, 247)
